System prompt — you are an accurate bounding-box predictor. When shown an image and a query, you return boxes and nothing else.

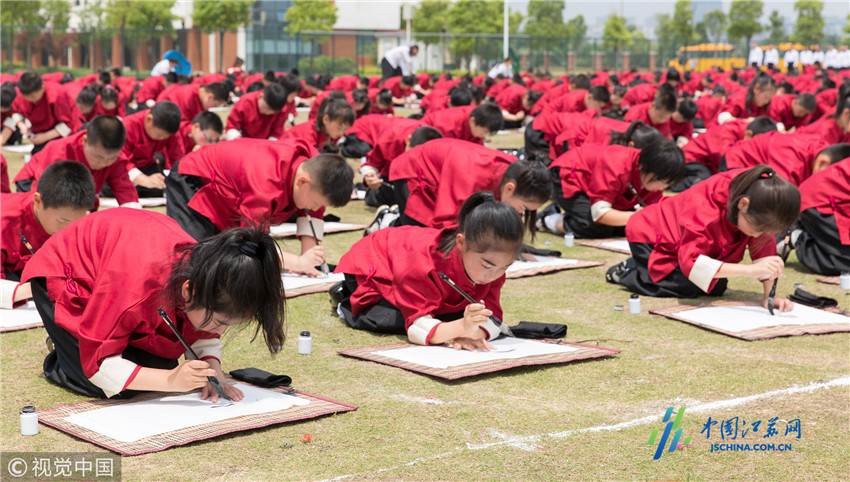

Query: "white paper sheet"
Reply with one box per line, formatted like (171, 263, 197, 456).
(372, 337, 579, 369)
(601, 240, 631, 252)
(270, 222, 361, 236)
(674, 304, 850, 333)
(62, 383, 309, 443)
(99, 197, 167, 208)
(282, 272, 345, 290)
(2, 144, 34, 153)
(507, 256, 578, 273)
(0, 301, 42, 330)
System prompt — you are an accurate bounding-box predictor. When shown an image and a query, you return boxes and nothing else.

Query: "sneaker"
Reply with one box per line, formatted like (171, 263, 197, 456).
(45, 336, 54, 353)
(605, 261, 628, 284)
(537, 203, 561, 232)
(328, 281, 346, 307)
(364, 205, 390, 235)
(379, 207, 400, 230)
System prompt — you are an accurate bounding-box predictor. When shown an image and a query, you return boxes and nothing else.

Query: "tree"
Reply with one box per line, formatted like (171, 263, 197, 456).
(654, 13, 676, 65)
(1, 0, 42, 69)
(284, 0, 337, 43)
(39, 1, 72, 69)
(193, 1, 252, 73)
(446, 0, 522, 71)
(412, 0, 448, 48)
(602, 13, 632, 69)
(766, 11, 785, 44)
(703, 10, 728, 47)
(193, 1, 251, 31)
(524, 0, 567, 52)
(727, 0, 764, 49)
(672, 0, 697, 46)
(844, 14, 850, 45)
(564, 15, 586, 53)
(105, 0, 176, 67)
(791, 1, 824, 46)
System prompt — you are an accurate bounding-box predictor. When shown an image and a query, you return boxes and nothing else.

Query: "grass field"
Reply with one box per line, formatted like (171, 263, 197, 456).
(1, 110, 848, 481)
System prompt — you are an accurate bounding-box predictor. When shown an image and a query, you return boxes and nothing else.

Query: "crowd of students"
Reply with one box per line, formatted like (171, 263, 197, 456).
(1, 57, 848, 401)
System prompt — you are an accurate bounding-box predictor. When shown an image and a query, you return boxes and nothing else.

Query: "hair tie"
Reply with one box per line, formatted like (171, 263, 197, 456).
(235, 240, 263, 259)
(759, 171, 774, 179)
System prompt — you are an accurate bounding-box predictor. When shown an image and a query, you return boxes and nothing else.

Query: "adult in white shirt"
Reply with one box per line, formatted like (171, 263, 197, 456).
(747, 42, 763, 67)
(150, 56, 178, 77)
(812, 45, 824, 66)
(381, 44, 418, 80)
(799, 47, 814, 67)
(783, 47, 799, 73)
(823, 45, 839, 69)
(488, 57, 513, 78)
(763, 44, 779, 69)
(838, 46, 850, 69)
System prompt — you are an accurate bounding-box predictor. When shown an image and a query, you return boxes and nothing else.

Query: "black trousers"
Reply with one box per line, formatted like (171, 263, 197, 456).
(381, 59, 402, 81)
(337, 274, 462, 334)
(670, 162, 713, 193)
(615, 242, 729, 298)
(523, 124, 550, 163)
(32, 277, 178, 398)
(551, 167, 625, 239)
(503, 119, 522, 129)
(340, 134, 373, 159)
(388, 179, 424, 227)
(363, 182, 398, 208)
(164, 160, 220, 241)
(102, 161, 165, 198)
(795, 208, 850, 276)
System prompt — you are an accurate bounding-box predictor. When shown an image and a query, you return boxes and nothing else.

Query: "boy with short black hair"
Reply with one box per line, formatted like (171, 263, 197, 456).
(178, 111, 223, 154)
(670, 99, 698, 145)
(421, 102, 503, 145)
(13, 115, 137, 209)
(1, 161, 96, 308)
(625, 87, 677, 138)
(165, 138, 354, 276)
(12, 71, 81, 153)
(114, 101, 184, 197)
(225, 83, 290, 140)
(1, 83, 27, 146)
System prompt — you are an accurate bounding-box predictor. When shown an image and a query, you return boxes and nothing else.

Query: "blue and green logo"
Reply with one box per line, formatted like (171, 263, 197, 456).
(648, 407, 691, 460)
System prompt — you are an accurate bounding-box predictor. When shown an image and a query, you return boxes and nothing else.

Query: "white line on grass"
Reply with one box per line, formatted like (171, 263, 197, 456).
(324, 376, 849, 481)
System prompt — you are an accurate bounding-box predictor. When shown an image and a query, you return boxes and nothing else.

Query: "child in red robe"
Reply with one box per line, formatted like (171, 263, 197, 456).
(22, 209, 284, 399)
(336, 192, 522, 351)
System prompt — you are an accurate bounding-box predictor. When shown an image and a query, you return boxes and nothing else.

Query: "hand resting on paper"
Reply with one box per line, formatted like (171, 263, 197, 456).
(202, 358, 244, 403)
(430, 303, 496, 352)
(762, 296, 793, 313)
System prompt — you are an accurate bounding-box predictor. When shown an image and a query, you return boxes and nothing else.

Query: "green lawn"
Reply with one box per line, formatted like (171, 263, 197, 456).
(1, 111, 847, 481)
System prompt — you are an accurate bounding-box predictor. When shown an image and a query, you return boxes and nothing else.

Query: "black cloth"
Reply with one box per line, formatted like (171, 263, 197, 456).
(551, 168, 625, 239)
(788, 288, 838, 309)
(509, 321, 567, 339)
(364, 182, 398, 207)
(30, 141, 47, 155)
(380, 58, 402, 81)
(15, 178, 33, 193)
(670, 162, 713, 192)
(33, 277, 178, 399)
(503, 119, 522, 129)
(340, 134, 373, 159)
(101, 160, 165, 198)
(336, 274, 462, 335)
(614, 242, 728, 298)
(387, 178, 424, 227)
(164, 159, 220, 241)
(717, 155, 728, 172)
(795, 208, 850, 276)
(229, 368, 291, 388)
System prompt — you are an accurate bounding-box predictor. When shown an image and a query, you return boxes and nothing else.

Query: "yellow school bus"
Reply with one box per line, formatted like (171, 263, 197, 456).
(668, 43, 746, 72)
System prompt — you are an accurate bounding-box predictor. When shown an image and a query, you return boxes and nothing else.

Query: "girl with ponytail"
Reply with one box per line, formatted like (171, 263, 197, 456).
(609, 165, 800, 311)
(336, 192, 524, 351)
